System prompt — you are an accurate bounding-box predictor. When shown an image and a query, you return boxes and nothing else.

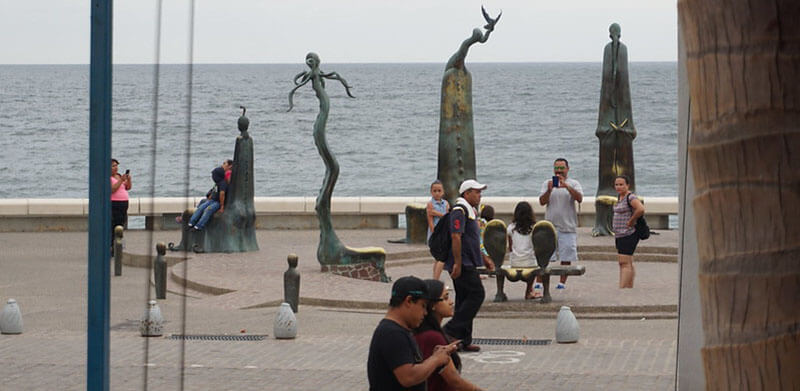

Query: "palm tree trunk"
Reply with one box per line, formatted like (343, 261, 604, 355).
(679, 1, 800, 389)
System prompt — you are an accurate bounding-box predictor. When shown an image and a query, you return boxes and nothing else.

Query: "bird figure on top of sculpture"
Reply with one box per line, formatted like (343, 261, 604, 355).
(437, 6, 501, 205)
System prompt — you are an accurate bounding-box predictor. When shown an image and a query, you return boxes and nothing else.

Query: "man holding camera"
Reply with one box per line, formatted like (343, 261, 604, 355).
(538, 158, 583, 291)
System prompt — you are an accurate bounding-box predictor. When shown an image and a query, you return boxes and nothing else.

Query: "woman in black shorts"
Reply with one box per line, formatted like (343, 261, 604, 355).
(612, 175, 644, 288)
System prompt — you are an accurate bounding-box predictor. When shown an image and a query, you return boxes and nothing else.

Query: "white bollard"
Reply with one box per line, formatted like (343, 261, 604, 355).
(555, 305, 579, 343)
(0, 299, 23, 334)
(273, 302, 297, 339)
(140, 300, 164, 337)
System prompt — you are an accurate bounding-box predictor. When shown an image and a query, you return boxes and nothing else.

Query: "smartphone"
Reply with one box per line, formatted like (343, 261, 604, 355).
(552, 175, 559, 188)
(125, 169, 130, 175)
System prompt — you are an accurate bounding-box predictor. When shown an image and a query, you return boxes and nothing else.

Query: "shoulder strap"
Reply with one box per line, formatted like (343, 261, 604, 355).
(626, 193, 633, 209)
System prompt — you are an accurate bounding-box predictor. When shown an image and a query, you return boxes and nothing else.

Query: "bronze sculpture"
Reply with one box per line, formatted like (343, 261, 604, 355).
(437, 6, 500, 204)
(288, 53, 388, 282)
(593, 23, 636, 236)
(169, 108, 259, 252)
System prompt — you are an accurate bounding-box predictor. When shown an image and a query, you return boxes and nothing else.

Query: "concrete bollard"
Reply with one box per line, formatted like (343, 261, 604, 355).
(555, 306, 579, 343)
(274, 302, 297, 339)
(154, 242, 167, 300)
(113, 225, 124, 276)
(404, 204, 428, 244)
(284, 254, 300, 313)
(0, 299, 23, 334)
(140, 300, 164, 337)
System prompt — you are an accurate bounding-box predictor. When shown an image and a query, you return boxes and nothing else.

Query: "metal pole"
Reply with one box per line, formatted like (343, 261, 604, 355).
(88, 0, 113, 389)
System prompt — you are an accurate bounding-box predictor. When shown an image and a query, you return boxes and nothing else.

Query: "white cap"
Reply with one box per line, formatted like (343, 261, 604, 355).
(459, 179, 487, 194)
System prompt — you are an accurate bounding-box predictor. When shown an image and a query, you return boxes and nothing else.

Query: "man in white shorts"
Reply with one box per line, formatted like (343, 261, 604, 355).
(538, 158, 583, 290)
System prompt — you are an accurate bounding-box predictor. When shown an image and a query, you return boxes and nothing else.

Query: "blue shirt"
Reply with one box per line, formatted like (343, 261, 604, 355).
(427, 198, 449, 240)
(445, 206, 483, 272)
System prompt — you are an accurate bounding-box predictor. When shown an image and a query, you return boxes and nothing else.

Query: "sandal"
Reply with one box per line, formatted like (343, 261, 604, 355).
(525, 290, 541, 300)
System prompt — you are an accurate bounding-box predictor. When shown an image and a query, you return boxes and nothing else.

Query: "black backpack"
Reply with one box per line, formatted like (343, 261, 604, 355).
(428, 204, 467, 261)
(627, 194, 650, 240)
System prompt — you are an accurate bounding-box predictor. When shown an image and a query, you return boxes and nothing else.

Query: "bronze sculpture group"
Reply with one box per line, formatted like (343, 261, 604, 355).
(164, 10, 636, 283)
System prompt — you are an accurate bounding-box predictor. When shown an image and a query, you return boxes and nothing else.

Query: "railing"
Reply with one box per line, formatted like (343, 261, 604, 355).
(0, 196, 678, 232)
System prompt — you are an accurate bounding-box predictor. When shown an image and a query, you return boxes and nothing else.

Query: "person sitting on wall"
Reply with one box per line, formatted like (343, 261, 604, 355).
(187, 159, 232, 231)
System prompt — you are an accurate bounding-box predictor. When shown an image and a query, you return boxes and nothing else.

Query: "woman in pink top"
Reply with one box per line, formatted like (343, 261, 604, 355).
(110, 159, 132, 244)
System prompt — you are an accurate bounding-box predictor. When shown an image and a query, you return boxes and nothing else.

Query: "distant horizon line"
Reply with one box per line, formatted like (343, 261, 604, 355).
(0, 60, 678, 66)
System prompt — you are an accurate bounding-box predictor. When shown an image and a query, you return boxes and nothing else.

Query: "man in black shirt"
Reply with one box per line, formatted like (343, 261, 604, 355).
(443, 179, 495, 353)
(367, 276, 458, 390)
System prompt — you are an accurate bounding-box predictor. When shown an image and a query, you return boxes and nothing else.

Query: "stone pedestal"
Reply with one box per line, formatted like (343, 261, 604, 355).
(556, 306, 579, 343)
(404, 204, 428, 244)
(0, 299, 23, 334)
(140, 300, 164, 337)
(274, 303, 297, 339)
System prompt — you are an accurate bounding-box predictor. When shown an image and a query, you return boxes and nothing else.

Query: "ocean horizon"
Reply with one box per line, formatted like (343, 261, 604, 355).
(0, 62, 678, 199)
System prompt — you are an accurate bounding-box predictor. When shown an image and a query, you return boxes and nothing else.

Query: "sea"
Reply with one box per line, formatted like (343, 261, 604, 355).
(0, 62, 677, 199)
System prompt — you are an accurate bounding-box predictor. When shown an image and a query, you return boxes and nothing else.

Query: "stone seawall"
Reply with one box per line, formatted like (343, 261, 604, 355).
(0, 196, 678, 232)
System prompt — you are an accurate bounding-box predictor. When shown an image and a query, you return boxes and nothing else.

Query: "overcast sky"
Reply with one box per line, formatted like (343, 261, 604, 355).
(0, 0, 677, 64)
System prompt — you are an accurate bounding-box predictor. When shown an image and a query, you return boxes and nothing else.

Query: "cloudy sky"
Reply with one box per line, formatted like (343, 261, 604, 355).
(0, 0, 677, 64)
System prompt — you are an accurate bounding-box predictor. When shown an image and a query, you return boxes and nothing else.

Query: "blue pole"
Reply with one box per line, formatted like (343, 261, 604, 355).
(88, 0, 112, 389)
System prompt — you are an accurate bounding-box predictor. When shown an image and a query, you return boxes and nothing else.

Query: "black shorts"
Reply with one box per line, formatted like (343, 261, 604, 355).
(615, 233, 639, 255)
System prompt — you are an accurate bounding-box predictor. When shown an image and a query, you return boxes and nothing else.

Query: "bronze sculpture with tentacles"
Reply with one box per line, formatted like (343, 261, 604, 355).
(437, 6, 501, 204)
(288, 52, 388, 282)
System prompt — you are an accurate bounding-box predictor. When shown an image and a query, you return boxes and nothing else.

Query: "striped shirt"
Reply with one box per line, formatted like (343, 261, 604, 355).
(613, 193, 638, 237)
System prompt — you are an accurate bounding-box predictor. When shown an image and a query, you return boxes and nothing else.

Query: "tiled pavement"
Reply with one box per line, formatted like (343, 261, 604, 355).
(0, 228, 679, 390)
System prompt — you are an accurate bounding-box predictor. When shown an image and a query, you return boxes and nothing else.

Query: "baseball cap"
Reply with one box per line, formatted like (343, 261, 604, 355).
(459, 179, 487, 194)
(391, 276, 433, 301)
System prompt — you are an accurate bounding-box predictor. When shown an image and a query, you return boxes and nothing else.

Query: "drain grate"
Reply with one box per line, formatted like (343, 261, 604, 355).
(167, 334, 267, 341)
(471, 338, 551, 346)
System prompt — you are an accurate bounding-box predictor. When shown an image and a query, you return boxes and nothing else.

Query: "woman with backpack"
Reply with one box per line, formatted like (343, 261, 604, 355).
(613, 175, 645, 288)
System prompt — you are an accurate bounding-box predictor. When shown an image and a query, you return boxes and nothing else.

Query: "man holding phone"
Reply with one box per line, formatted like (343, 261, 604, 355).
(538, 158, 583, 291)
(367, 276, 458, 391)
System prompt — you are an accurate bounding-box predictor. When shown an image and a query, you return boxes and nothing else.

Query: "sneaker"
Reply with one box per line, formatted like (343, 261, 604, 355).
(187, 223, 193, 228)
(533, 283, 542, 290)
(556, 283, 566, 290)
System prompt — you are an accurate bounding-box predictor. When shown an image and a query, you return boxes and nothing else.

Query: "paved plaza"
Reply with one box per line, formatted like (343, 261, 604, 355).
(0, 228, 679, 390)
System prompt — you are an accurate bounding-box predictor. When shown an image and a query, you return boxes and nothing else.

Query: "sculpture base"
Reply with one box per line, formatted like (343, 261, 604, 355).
(321, 262, 387, 282)
(169, 207, 259, 253)
(592, 196, 617, 237)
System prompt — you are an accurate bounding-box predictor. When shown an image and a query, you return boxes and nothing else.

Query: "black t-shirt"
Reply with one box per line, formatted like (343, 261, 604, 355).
(367, 318, 425, 391)
(209, 180, 228, 202)
(445, 206, 483, 271)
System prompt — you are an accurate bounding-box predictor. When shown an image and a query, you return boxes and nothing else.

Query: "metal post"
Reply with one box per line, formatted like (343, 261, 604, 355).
(113, 225, 123, 276)
(88, 0, 113, 389)
(154, 243, 167, 300)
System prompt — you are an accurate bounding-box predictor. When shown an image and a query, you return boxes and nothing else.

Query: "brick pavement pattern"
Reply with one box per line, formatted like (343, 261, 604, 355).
(0, 228, 679, 390)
